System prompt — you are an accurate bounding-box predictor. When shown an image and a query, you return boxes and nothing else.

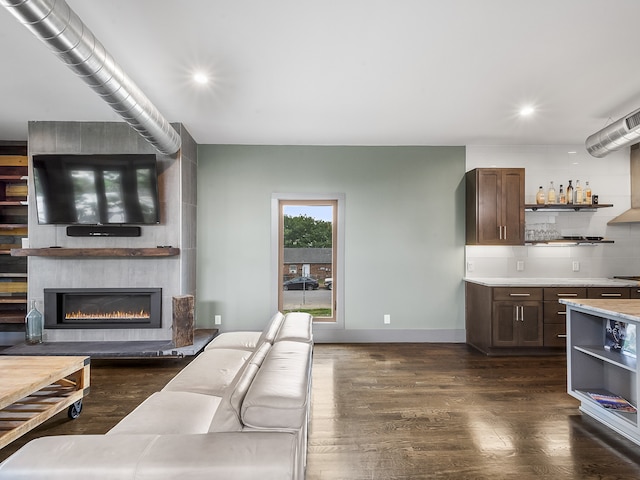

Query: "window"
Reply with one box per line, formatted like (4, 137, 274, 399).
(275, 198, 339, 323)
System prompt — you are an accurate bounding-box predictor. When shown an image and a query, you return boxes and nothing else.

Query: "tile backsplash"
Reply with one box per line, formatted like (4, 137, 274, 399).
(465, 145, 640, 278)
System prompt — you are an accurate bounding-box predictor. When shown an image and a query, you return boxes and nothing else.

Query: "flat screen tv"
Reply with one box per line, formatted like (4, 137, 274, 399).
(32, 154, 161, 225)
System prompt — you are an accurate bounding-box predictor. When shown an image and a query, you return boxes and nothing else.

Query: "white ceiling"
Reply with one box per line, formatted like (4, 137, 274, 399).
(1, 0, 640, 149)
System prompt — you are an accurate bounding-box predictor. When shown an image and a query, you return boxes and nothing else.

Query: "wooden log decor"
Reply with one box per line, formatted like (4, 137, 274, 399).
(172, 295, 194, 348)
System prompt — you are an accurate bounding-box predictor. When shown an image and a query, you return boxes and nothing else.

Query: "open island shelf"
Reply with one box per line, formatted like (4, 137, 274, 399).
(564, 298, 640, 445)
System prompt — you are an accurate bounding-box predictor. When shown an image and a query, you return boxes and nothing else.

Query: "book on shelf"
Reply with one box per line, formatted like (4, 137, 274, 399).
(586, 391, 637, 413)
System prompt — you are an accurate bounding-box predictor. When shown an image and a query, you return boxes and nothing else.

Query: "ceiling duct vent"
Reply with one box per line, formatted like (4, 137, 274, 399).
(585, 107, 640, 158)
(0, 0, 181, 156)
(626, 111, 640, 130)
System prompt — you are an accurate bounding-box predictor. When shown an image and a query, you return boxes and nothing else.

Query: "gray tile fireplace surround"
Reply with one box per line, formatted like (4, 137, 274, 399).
(20, 121, 199, 348)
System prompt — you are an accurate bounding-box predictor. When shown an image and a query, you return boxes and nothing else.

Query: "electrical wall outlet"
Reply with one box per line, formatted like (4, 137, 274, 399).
(466, 261, 474, 272)
(572, 261, 580, 272)
(214, 315, 222, 325)
(516, 260, 525, 272)
(384, 314, 391, 325)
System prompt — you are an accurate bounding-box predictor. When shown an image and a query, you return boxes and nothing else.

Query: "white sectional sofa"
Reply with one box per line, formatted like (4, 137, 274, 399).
(0, 311, 313, 480)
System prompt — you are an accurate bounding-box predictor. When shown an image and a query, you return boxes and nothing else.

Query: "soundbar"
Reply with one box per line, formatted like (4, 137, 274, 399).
(66, 226, 141, 237)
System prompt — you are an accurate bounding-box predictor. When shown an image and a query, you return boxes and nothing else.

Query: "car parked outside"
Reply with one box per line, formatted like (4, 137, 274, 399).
(283, 276, 319, 290)
(324, 278, 333, 290)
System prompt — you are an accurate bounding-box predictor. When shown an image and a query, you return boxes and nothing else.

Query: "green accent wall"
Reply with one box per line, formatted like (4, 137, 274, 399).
(197, 145, 466, 342)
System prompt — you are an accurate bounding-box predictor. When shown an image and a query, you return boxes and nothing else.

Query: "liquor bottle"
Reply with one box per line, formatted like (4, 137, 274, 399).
(547, 181, 556, 204)
(559, 184, 566, 204)
(574, 180, 583, 205)
(25, 299, 43, 344)
(566, 180, 574, 205)
(585, 181, 592, 204)
(536, 186, 545, 205)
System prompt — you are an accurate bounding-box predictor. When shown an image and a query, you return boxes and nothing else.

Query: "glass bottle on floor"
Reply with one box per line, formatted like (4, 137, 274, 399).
(25, 299, 43, 344)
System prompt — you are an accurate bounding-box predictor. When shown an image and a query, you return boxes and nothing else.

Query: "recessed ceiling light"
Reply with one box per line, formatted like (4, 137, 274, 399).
(519, 105, 535, 116)
(193, 72, 209, 85)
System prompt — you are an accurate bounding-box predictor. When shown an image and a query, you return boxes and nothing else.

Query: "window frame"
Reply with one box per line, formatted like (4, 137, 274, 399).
(271, 193, 345, 328)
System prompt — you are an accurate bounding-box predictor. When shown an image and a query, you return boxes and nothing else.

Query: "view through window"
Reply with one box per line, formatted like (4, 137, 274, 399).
(279, 200, 336, 322)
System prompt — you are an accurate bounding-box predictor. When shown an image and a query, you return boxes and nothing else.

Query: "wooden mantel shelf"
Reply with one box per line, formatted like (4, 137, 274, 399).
(10, 247, 180, 258)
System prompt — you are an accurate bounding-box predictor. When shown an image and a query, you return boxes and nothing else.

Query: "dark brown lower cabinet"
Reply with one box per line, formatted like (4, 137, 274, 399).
(492, 300, 543, 347)
(466, 282, 635, 355)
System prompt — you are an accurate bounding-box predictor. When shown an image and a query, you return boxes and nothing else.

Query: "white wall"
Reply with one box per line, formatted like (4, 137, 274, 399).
(465, 145, 640, 278)
(197, 145, 466, 342)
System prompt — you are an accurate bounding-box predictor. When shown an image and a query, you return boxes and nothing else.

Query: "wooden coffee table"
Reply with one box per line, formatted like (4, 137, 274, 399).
(0, 355, 90, 449)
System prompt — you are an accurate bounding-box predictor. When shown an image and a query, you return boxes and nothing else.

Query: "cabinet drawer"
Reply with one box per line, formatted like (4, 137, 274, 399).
(630, 287, 640, 299)
(543, 301, 568, 324)
(544, 324, 566, 347)
(493, 287, 543, 301)
(587, 287, 630, 299)
(543, 287, 586, 301)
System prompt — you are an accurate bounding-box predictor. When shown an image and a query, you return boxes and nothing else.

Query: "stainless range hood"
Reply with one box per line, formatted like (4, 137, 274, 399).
(608, 143, 640, 224)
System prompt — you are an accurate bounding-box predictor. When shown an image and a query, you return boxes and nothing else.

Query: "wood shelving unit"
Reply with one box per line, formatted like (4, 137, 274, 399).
(0, 145, 28, 329)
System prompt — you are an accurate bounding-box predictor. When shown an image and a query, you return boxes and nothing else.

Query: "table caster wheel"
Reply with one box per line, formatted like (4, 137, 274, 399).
(68, 400, 83, 419)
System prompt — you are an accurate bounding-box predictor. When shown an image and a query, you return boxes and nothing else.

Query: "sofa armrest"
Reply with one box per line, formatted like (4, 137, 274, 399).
(0, 432, 297, 480)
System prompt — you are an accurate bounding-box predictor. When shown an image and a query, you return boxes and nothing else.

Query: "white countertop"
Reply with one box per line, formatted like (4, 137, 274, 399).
(560, 298, 640, 323)
(464, 277, 640, 287)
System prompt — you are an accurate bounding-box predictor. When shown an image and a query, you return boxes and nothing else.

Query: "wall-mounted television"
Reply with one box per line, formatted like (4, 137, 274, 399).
(33, 154, 161, 225)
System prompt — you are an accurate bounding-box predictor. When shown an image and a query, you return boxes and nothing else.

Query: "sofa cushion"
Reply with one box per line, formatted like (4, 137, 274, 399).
(107, 391, 221, 435)
(274, 312, 313, 343)
(162, 347, 252, 396)
(208, 342, 271, 432)
(0, 434, 160, 480)
(203, 331, 262, 351)
(0, 433, 298, 480)
(256, 311, 286, 344)
(204, 312, 285, 352)
(136, 432, 296, 480)
(241, 340, 312, 430)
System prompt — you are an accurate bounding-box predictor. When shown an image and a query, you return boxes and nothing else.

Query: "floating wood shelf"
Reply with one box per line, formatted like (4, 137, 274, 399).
(10, 247, 180, 258)
(525, 203, 613, 211)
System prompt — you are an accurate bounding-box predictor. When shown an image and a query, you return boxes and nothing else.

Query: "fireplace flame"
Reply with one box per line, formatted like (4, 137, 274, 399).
(65, 309, 151, 320)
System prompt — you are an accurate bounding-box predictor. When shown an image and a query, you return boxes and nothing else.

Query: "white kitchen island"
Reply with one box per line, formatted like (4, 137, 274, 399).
(563, 298, 640, 446)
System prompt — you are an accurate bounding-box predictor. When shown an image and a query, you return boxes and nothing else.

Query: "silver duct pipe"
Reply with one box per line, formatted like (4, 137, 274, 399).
(1, 0, 181, 156)
(585, 107, 640, 158)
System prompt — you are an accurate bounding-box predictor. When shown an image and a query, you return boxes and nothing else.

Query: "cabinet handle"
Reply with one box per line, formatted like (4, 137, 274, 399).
(600, 293, 622, 297)
(509, 293, 531, 297)
(498, 225, 504, 240)
(557, 334, 567, 338)
(503, 225, 507, 240)
(556, 293, 578, 297)
(557, 311, 566, 316)
(513, 305, 524, 322)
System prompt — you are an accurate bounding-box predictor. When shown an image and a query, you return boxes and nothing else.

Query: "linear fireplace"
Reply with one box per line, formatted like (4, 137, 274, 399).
(44, 288, 162, 329)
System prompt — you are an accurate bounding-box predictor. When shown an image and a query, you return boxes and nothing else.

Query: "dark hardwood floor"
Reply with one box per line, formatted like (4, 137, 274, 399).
(2, 344, 640, 479)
